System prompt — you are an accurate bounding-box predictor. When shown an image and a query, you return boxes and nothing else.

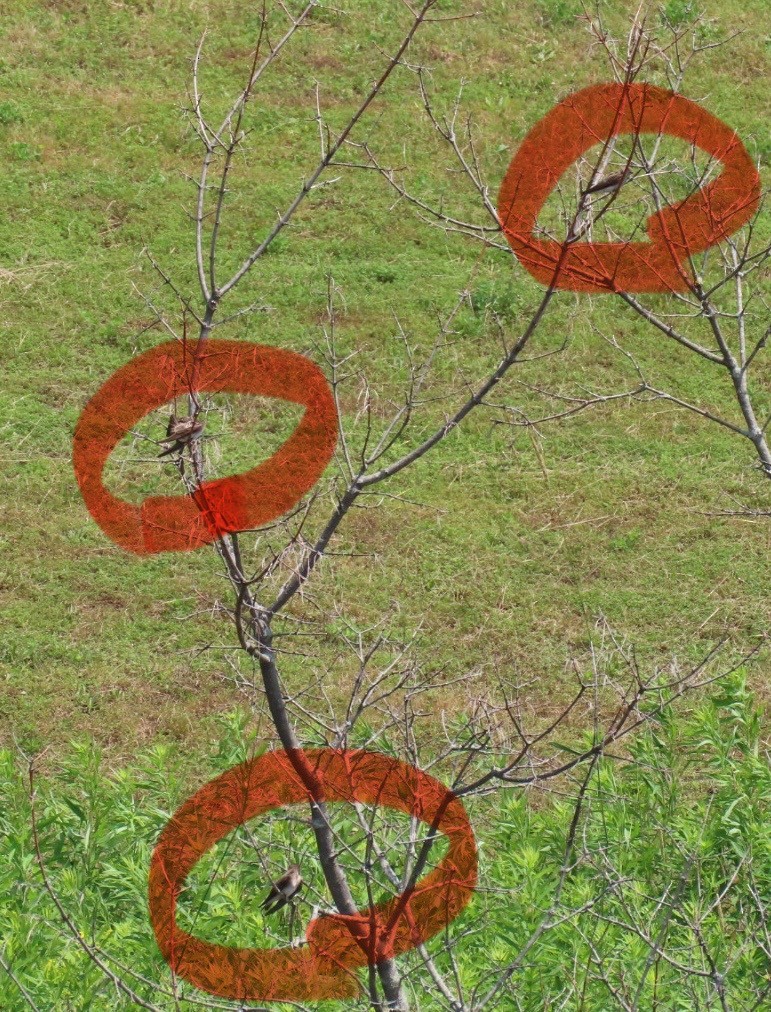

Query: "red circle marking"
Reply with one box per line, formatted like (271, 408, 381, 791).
(498, 82, 760, 292)
(148, 748, 478, 1003)
(72, 340, 338, 554)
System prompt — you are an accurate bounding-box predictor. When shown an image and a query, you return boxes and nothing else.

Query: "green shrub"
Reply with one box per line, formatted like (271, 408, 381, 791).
(1, 673, 768, 1008)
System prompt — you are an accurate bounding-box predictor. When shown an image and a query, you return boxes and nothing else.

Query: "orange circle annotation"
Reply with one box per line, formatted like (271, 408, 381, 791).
(148, 748, 478, 1003)
(497, 82, 761, 293)
(72, 339, 338, 554)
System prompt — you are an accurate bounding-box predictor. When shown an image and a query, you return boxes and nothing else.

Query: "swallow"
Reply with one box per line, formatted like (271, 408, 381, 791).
(158, 414, 204, 458)
(260, 864, 303, 916)
(583, 167, 632, 199)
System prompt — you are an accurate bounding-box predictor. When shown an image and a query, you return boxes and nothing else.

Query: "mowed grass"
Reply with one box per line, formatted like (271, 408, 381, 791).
(0, 0, 769, 767)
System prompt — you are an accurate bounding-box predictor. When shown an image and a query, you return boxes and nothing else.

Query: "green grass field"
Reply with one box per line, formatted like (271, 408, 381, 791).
(1, 0, 769, 761)
(1, 0, 769, 1007)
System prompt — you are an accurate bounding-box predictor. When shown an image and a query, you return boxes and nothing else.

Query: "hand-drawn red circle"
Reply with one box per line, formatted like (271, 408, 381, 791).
(72, 340, 338, 554)
(148, 748, 478, 1003)
(498, 82, 761, 292)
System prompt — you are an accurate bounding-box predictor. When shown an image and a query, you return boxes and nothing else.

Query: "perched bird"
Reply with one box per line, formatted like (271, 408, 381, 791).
(260, 864, 303, 916)
(583, 167, 632, 199)
(158, 414, 204, 458)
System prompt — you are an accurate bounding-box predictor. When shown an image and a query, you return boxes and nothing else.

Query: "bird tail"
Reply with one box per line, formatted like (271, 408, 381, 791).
(262, 894, 288, 915)
(260, 889, 277, 910)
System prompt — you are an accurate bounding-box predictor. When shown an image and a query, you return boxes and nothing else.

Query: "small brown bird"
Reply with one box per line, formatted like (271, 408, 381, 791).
(158, 414, 204, 458)
(583, 167, 632, 199)
(260, 864, 303, 915)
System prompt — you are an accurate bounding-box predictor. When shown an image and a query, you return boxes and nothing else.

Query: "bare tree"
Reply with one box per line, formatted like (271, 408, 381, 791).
(16, 3, 770, 1011)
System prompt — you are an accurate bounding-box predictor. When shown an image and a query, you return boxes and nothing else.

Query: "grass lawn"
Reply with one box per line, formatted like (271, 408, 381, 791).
(0, 0, 769, 770)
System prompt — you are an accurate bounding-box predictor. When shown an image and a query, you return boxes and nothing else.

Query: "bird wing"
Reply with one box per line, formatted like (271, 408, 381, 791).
(263, 874, 292, 899)
(585, 170, 629, 195)
(170, 419, 192, 439)
(260, 867, 302, 914)
(160, 419, 202, 449)
(261, 885, 292, 915)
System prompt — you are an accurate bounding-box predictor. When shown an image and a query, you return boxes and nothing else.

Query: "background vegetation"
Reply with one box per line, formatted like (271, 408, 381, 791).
(2, 670, 769, 1008)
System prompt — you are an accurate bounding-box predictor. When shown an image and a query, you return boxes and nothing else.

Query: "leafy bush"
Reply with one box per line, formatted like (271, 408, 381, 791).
(660, 0, 701, 27)
(1, 674, 768, 1008)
